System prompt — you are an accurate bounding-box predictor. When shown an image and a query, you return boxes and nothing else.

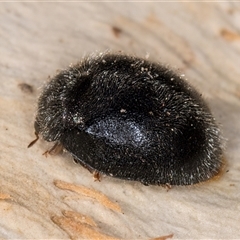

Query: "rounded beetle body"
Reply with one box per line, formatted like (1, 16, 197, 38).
(34, 53, 223, 185)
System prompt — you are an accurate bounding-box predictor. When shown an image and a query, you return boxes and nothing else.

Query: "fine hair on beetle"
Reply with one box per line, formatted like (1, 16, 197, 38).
(29, 52, 224, 186)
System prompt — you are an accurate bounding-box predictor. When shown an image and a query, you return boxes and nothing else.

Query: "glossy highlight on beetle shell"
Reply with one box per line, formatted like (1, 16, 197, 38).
(33, 52, 223, 185)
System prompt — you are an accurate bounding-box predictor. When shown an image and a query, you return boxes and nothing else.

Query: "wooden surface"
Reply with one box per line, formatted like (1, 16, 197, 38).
(1, 2, 240, 239)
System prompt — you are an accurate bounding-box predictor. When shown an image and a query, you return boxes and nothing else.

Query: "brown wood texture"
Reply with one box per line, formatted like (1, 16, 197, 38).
(1, 2, 240, 239)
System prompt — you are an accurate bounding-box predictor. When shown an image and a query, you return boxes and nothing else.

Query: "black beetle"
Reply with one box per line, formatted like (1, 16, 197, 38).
(29, 53, 223, 185)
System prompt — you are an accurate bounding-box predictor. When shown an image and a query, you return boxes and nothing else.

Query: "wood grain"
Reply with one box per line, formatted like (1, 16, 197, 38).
(1, 2, 240, 239)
